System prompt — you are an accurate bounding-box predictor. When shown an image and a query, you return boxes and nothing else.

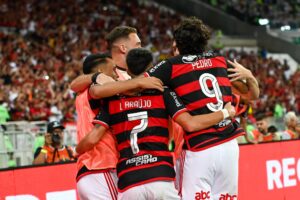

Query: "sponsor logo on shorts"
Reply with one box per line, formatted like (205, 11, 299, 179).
(195, 191, 210, 199)
(219, 193, 237, 200)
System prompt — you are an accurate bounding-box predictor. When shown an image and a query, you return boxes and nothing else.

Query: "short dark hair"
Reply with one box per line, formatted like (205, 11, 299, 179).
(82, 53, 111, 74)
(173, 16, 210, 55)
(255, 113, 267, 121)
(126, 48, 153, 76)
(106, 26, 137, 51)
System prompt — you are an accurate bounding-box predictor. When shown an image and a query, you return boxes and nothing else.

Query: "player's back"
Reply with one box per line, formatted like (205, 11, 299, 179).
(146, 52, 245, 151)
(94, 88, 186, 191)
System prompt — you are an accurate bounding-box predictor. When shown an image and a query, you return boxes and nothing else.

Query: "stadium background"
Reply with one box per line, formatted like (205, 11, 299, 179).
(0, 0, 300, 199)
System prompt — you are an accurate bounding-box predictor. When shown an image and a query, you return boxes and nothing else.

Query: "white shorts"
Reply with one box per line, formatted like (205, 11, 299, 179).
(179, 139, 239, 200)
(77, 171, 118, 200)
(118, 181, 180, 200)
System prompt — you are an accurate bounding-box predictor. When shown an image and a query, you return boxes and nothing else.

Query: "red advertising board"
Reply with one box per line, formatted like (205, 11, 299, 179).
(239, 140, 300, 200)
(0, 162, 78, 200)
(1, 140, 300, 200)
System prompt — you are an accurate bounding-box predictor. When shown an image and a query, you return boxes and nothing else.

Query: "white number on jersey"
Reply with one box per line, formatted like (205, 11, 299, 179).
(199, 73, 223, 112)
(127, 111, 148, 154)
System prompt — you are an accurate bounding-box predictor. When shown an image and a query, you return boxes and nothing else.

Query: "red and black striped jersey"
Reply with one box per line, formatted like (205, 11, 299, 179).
(145, 52, 245, 151)
(93, 87, 187, 192)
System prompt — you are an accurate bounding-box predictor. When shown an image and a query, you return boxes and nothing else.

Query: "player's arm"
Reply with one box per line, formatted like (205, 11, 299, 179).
(75, 124, 107, 155)
(70, 72, 114, 93)
(89, 77, 163, 99)
(144, 60, 172, 85)
(70, 74, 94, 93)
(227, 59, 259, 100)
(175, 102, 236, 132)
(164, 88, 235, 133)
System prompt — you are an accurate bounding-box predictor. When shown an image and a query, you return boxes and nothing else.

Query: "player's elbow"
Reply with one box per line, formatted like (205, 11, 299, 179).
(181, 121, 197, 132)
(89, 86, 102, 99)
(69, 80, 77, 92)
(70, 80, 83, 93)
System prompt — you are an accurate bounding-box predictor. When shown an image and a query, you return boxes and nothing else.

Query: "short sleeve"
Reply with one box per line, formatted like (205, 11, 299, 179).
(92, 100, 110, 129)
(144, 59, 172, 85)
(163, 87, 187, 120)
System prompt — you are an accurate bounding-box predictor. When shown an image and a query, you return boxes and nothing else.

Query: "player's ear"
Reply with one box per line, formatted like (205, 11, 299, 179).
(119, 44, 127, 54)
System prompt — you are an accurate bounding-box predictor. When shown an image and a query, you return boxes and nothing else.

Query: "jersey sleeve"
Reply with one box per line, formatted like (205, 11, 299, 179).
(92, 99, 110, 129)
(163, 87, 187, 120)
(144, 59, 172, 85)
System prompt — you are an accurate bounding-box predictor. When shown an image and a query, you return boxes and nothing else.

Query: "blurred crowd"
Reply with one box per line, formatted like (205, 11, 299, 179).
(224, 49, 300, 116)
(0, 0, 181, 123)
(205, 0, 300, 29)
(0, 0, 299, 141)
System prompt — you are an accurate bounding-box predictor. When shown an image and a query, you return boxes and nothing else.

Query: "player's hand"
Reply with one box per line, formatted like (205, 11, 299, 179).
(96, 73, 115, 85)
(224, 102, 236, 118)
(227, 59, 253, 82)
(136, 77, 164, 92)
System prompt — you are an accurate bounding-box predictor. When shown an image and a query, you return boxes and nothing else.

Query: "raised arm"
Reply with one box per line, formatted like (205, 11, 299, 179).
(227, 59, 260, 100)
(70, 74, 93, 93)
(175, 102, 236, 132)
(89, 77, 163, 99)
(75, 124, 107, 155)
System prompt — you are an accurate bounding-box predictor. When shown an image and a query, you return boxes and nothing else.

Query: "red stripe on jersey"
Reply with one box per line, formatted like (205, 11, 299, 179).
(118, 161, 174, 177)
(112, 117, 168, 135)
(109, 95, 165, 115)
(175, 80, 200, 96)
(117, 136, 169, 151)
(186, 95, 233, 111)
(175, 77, 232, 97)
(171, 56, 227, 79)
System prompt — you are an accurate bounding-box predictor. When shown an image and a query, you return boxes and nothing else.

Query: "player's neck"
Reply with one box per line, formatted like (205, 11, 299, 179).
(112, 53, 127, 70)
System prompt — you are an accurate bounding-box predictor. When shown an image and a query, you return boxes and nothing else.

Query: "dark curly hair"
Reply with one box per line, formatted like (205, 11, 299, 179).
(173, 17, 211, 55)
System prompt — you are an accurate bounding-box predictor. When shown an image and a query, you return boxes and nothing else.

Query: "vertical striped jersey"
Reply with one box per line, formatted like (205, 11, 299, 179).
(145, 52, 245, 151)
(93, 87, 187, 192)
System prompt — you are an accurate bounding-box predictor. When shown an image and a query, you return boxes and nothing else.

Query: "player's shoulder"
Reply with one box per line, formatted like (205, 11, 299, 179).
(169, 51, 221, 64)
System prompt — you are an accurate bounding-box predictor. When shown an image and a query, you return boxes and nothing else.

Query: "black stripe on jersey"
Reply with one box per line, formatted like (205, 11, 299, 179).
(179, 86, 232, 106)
(186, 122, 242, 149)
(109, 108, 168, 126)
(89, 99, 101, 110)
(119, 143, 169, 159)
(117, 155, 173, 172)
(118, 164, 175, 191)
(116, 127, 169, 144)
(172, 68, 228, 89)
(192, 128, 245, 150)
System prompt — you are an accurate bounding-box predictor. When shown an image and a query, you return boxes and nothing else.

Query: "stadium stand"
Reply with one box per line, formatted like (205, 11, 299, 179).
(0, 0, 299, 167)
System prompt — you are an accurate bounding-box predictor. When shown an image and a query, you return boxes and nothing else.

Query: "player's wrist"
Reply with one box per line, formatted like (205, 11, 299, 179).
(91, 72, 101, 84)
(221, 109, 230, 120)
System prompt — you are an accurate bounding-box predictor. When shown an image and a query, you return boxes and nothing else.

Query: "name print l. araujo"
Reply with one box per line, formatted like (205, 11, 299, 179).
(119, 99, 152, 111)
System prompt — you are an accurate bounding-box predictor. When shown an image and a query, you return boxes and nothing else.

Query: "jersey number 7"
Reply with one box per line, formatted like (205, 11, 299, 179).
(127, 111, 148, 154)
